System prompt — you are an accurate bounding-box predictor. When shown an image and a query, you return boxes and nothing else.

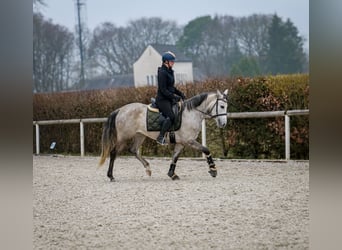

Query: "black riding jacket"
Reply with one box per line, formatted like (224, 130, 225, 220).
(156, 64, 184, 103)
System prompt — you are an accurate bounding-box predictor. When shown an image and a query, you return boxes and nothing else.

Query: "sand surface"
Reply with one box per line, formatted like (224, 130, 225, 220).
(33, 155, 309, 249)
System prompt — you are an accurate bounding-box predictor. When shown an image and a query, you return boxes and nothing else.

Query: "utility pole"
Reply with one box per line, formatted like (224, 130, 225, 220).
(76, 0, 86, 88)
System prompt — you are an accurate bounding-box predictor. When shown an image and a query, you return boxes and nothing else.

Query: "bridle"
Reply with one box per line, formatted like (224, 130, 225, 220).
(195, 94, 228, 119)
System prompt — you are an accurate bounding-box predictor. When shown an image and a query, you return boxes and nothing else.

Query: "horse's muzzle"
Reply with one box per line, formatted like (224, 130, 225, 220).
(216, 117, 227, 128)
(219, 123, 227, 128)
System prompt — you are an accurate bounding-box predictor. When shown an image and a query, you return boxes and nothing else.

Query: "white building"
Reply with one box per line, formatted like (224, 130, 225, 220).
(133, 44, 193, 88)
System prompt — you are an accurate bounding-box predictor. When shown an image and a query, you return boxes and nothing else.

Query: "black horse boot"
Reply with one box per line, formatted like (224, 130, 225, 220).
(156, 117, 171, 145)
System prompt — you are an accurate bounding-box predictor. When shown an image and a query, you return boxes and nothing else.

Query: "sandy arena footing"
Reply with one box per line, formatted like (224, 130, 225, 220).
(33, 155, 309, 249)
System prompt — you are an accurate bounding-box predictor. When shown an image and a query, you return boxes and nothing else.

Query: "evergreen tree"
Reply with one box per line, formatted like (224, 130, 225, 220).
(176, 15, 212, 58)
(263, 14, 306, 74)
(262, 14, 283, 74)
(264, 14, 305, 74)
(282, 19, 306, 73)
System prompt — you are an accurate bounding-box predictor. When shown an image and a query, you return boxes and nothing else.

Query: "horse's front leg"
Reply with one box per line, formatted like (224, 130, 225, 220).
(187, 140, 217, 177)
(168, 143, 184, 180)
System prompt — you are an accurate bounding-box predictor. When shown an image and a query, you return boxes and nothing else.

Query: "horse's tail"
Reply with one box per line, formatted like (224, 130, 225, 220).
(99, 109, 120, 166)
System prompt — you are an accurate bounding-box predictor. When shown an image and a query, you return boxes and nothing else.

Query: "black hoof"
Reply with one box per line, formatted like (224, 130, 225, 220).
(109, 177, 115, 182)
(171, 175, 180, 180)
(208, 168, 217, 177)
(168, 172, 180, 180)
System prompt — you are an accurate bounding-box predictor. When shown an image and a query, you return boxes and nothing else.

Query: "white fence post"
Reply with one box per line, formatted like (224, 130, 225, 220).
(35, 124, 40, 155)
(80, 121, 84, 157)
(285, 114, 290, 160)
(201, 119, 206, 158)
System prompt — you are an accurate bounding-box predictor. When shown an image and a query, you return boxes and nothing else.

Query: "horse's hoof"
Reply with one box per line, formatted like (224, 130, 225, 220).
(171, 175, 180, 180)
(168, 172, 180, 180)
(208, 168, 217, 177)
(109, 177, 115, 182)
(146, 169, 152, 176)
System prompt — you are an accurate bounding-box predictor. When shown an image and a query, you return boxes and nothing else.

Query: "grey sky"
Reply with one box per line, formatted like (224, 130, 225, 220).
(41, 0, 309, 48)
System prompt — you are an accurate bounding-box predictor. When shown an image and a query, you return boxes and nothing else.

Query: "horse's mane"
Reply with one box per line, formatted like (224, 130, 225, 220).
(184, 92, 209, 111)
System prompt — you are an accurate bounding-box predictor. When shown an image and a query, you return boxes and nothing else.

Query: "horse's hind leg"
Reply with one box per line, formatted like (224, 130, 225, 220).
(130, 134, 151, 176)
(168, 143, 184, 180)
(107, 148, 116, 182)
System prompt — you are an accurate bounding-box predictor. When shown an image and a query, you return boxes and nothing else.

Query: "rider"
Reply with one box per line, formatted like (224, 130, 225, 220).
(156, 51, 186, 145)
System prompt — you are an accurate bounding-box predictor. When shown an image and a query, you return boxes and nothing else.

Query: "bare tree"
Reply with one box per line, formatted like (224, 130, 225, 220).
(201, 15, 241, 76)
(33, 0, 46, 13)
(128, 17, 181, 47)
(33, 0, 45, 7)
(178, 15, 242, 77)
(88, 23, 124, 76)
(33, 0, 45, 4)
(88, 17, 181, 77)
(236, 14, 272, 57)
(33, 13, 74, 92)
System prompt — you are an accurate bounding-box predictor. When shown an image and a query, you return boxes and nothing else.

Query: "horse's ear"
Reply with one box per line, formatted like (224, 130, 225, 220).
(223, 89, 228, 100)
(216, 89, 222, 97)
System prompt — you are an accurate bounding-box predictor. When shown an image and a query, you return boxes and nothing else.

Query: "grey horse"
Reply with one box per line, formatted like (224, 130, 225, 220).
(99, 89, 228, 181)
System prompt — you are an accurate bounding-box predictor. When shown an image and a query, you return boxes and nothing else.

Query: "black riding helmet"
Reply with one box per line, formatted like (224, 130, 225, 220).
(162, 51, 176, 62)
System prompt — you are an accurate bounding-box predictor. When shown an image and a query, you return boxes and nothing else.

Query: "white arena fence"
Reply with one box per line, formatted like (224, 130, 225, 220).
(33, 109, 309, 160)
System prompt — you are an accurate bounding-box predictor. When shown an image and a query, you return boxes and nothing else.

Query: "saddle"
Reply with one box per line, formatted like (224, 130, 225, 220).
(146, 98, 183, 132)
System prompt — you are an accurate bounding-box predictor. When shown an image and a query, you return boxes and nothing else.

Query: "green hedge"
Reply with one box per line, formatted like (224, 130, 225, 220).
(33, 74, 309, 159)
(221, 74, 309, 159)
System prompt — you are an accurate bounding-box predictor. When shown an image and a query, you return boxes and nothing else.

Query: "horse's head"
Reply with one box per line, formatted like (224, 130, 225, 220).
(211, 89, 228, 128)
(184, 89, 228, 128)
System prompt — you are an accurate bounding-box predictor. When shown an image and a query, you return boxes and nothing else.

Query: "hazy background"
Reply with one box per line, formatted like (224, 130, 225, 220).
(40, 0, 309, 49)
(33, 0, 310, 92)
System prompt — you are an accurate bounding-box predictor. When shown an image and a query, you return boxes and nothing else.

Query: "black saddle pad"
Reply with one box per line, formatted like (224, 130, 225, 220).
(146, 104, 182, 131)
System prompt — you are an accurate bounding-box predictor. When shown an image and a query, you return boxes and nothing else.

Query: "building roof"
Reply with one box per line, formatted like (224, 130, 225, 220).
(80, 74, 134, 90)
(150, 44, 192, 62)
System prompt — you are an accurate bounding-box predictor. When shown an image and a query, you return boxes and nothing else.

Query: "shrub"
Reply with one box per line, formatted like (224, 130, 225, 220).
(33, 74, 309, 159)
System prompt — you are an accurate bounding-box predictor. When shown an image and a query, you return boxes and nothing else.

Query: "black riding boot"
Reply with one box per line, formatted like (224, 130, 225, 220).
(156, 117, 171, 145)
